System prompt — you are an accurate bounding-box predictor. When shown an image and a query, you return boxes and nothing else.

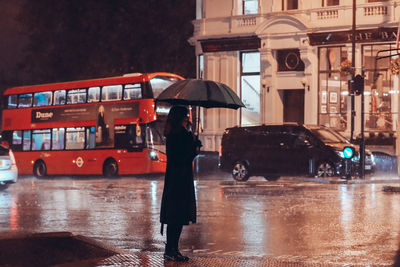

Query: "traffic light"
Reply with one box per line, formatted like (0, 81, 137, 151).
(343, 146, 355, 159)
(353, 74, 364, 95)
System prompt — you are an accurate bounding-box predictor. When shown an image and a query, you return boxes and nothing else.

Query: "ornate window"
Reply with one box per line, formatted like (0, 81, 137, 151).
(240, 52, 260, 126)
(242, 0, 258, 14)
(282, 0, 298, 10)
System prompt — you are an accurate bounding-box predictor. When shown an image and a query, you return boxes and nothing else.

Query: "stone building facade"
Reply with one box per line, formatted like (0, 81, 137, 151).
(190, 0, 400, 154)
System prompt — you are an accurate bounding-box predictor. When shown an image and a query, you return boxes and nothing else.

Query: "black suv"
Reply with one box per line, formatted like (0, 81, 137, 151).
(219, 124, 375, 181)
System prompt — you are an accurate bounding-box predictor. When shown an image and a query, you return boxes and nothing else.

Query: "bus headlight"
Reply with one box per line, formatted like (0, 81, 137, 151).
(148, 150, 159, 161)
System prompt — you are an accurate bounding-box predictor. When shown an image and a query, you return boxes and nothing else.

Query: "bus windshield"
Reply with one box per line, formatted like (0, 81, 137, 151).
(150, 76, 180, 98)
(146, 120, 166, 154)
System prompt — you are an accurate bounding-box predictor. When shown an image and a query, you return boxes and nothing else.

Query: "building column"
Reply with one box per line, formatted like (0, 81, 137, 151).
(300, 39, 317, 125)
(261, 46, 277, 124)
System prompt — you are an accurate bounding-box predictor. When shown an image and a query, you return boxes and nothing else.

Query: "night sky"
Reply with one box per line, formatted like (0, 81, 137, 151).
(0, 1, 27, 88)
(0, 0, 196, 91)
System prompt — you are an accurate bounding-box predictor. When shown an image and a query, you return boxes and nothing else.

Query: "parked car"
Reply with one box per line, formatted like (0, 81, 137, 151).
(219, 124, 375, 181)
(371, 151, 397, 175)
(0, 145, 18, 189)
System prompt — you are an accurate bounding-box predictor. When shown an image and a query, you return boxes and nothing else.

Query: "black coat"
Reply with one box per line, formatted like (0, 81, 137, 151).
(160, 126, 197, 225)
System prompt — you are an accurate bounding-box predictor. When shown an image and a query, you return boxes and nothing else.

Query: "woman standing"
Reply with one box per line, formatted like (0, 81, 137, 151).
(160, 106, 200, 262)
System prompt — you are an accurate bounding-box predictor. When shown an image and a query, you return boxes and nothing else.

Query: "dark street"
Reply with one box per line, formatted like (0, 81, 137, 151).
(0, 174, 399, 266)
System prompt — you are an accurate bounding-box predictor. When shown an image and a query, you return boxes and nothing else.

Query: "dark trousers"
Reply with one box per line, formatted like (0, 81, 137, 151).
(166, 224, 183, 252)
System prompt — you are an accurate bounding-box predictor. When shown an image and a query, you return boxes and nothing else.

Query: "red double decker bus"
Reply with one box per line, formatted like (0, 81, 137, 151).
(1, 72, 183, 177)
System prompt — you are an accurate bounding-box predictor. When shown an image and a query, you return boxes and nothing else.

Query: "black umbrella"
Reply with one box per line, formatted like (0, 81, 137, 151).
(155, 79, 246, 109)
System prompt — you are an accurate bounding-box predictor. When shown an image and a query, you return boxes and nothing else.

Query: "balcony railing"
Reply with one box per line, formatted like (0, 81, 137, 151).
(237, 16, 257, 27)
(193, 2, 398, 38)
(317, 9, 338, 20)
(364, 5, 388, 16)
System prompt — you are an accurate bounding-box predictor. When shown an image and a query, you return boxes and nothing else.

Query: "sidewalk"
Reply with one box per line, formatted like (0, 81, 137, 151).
(0, 231, 389, 267)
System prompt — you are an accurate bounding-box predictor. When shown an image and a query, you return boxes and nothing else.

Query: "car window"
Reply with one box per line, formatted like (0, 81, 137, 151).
(293, 132, 311, 147)
(310, 128, 348, 143)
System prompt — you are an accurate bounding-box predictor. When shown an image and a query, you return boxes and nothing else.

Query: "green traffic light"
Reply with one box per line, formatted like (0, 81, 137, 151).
(343, 146, 354, 159)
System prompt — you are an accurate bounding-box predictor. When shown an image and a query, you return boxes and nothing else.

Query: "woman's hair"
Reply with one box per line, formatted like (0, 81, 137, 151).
(164, 106, 189, 136)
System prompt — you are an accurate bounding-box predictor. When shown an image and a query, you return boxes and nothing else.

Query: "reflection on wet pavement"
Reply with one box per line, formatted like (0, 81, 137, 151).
(0, 176, 399, 265)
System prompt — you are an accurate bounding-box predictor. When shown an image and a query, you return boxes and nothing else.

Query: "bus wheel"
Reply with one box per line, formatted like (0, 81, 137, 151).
(34, 160, 47, 178)
(103, 159, 118, 178)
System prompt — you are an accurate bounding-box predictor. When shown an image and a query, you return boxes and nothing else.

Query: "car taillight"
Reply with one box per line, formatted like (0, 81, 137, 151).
(9, 149, 16, 165)
(219, 145, 222, 157)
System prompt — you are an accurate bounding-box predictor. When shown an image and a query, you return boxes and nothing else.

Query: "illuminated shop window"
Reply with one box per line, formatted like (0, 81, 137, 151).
(362, 44, 395, 133)
(318, 47, 348, 131)
(240, 52, 260, 126)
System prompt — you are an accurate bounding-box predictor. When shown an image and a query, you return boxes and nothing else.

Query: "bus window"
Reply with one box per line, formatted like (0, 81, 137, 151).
(150, 76, 180, 98)
(18, 94, 33, 108)
(23, 130, 31, 151)
(54, 90, 66, 105)
(66, 127, 85, 150)
(32, 129, 51, 150)
(124, 84, 142, 100)
(33, 91, 53, 107)
(114, 124, 144, 151)
(12, 130, 22, 145)
(52, 128, 65, 150)
(8, 95, 17, 109)
(88, 87, 100, 103)
(102, 85, 122, 102)
(86, 127, 96, 149)
(67, 89, 87, 104)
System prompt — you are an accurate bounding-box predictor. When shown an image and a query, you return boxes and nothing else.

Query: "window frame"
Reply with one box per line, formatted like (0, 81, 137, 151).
(240, 51, 261, 126)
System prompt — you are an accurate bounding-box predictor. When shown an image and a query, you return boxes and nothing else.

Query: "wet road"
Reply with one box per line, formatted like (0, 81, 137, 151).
(0, 174, 399, 266)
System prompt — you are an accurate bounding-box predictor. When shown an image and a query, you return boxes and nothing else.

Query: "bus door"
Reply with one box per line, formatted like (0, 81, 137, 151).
(114, 124, 147, 173)
(65, 127, 95, 174)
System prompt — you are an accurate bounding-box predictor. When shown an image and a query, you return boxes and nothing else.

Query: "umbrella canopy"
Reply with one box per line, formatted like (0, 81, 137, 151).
(155, 79, 245, 109)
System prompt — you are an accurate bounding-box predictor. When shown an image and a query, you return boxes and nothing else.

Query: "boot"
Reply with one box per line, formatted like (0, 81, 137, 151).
(163, 245, 189, 262)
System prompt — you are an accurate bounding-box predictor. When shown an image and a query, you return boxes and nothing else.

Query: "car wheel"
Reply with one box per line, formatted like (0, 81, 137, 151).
(232, 161, 250, 181)
(103, 159, 118, 177)
(34, 160, 47, 178)
(264, 175, 280, 181)
(315, 161, 335, 177)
